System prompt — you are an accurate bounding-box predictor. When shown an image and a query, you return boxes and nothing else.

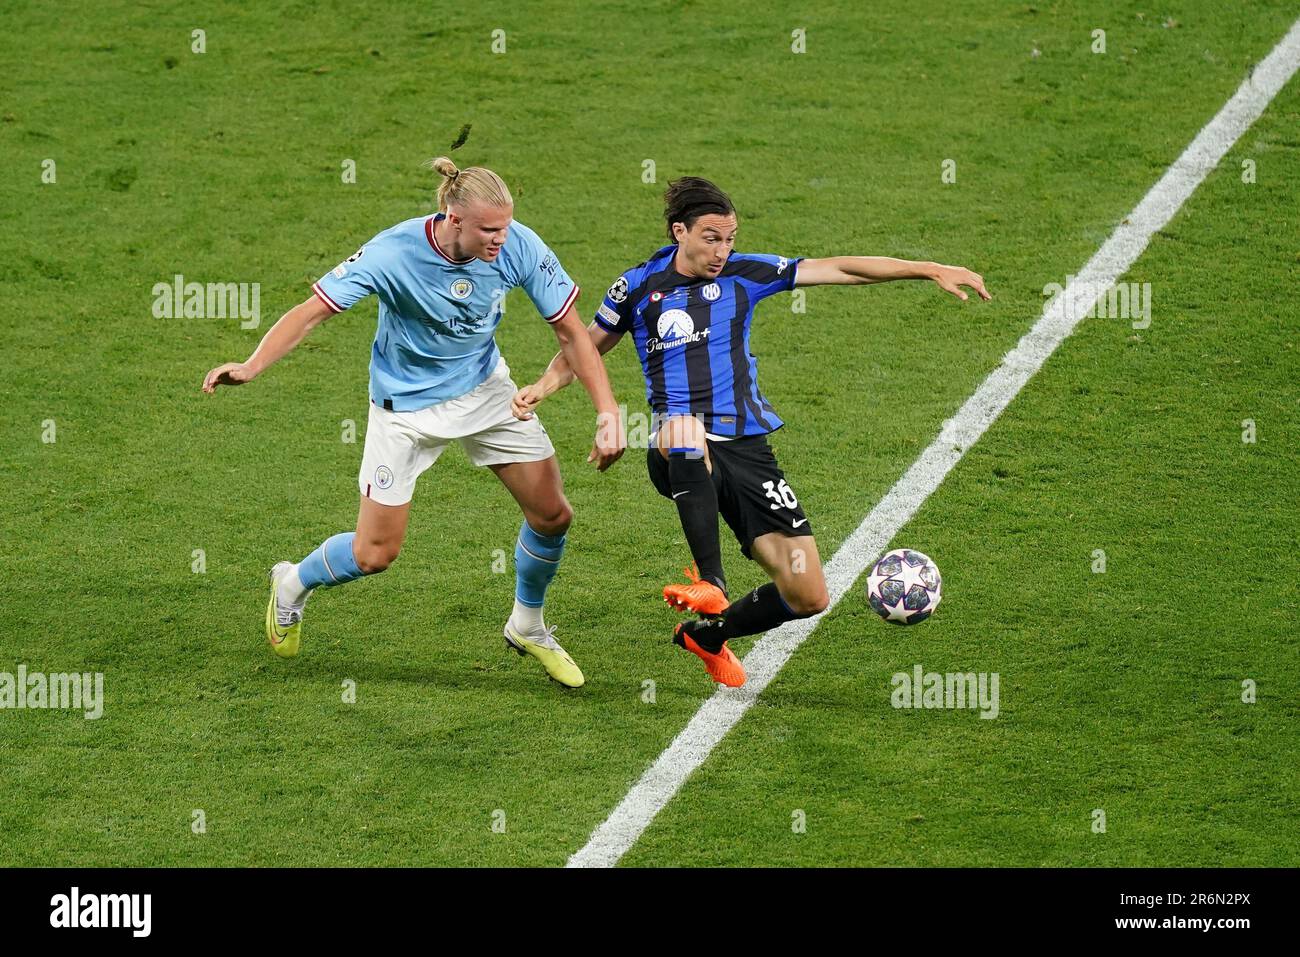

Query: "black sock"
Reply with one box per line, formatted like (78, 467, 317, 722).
(680, 619, 728, 654)
(719, 583, 802, 640)
(679, 583, 806, 655)
(667, 449, 726, 592)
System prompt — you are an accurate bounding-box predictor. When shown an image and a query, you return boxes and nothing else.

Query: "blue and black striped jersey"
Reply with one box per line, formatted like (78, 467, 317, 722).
(594, 245, 801, 437)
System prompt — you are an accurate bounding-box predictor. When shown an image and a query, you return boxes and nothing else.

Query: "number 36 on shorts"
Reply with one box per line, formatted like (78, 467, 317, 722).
(762, 479, 799, 510)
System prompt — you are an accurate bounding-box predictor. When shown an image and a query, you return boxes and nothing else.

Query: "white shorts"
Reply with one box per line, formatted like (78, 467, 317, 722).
(358, 358, 555, 506)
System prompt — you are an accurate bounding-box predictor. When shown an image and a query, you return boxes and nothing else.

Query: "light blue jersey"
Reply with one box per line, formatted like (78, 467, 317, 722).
(313, 214, 580, 411)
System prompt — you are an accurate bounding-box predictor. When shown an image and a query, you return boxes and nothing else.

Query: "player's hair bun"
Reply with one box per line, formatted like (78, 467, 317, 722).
(427, 157, 512, 213)
(429, 156, 461, 179)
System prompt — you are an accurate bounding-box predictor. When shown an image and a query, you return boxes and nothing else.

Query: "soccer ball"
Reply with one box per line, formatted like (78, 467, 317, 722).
(866, 549, 941, 625)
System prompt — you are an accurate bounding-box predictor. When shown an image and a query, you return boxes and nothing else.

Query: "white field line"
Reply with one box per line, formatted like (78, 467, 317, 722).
(567, 18, 1300, 868)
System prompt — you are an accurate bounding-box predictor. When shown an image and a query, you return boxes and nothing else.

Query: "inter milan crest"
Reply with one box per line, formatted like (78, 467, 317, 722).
(701, 283, 721, 301)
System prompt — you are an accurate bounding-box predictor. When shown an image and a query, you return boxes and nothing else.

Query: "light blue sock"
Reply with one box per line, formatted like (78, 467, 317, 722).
(297, 532, 367, 589)
(514, 522, 566, 608)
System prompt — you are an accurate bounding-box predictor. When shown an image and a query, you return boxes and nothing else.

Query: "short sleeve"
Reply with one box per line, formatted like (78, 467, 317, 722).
(593, 274, 632, 334)
(313, 243, 377, 313)
(511, 225, 580, 323)
(724, 253, 801, 301)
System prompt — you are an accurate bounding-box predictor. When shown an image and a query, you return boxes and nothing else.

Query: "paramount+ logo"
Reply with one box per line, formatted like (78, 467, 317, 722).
(646, 309, 710, 353)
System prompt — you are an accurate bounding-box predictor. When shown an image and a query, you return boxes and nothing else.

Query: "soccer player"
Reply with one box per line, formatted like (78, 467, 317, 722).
(202, 158, 625, 688)
(512, 177, 989, 687)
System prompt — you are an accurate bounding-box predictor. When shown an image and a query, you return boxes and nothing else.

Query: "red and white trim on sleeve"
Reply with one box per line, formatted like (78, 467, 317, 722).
(312, 282, 344, 314)
(543, 284, 581, 323)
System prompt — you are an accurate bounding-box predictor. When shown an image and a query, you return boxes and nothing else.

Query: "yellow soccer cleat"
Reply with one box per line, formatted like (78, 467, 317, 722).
(266, 562, 303, 659)
(503, 622, 585, 688)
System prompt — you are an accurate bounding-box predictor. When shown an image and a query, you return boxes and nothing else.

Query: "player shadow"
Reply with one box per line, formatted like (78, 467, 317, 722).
(287, 655, 601, 700)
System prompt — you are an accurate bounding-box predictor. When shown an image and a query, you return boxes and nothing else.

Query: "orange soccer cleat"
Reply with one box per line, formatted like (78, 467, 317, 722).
(673, 621, 746, 688)
(663, 563, 730, 617)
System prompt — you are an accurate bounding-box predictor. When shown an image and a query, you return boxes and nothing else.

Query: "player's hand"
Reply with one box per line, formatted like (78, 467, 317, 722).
(932, 264, 991, 302)
(202, 362, 256, 393)
(512, 382, 547, 420)
(588, 409, 626, 472)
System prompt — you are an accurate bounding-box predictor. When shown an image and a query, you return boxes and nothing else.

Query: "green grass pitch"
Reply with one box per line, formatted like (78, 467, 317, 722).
(1, 0, 1296, 866)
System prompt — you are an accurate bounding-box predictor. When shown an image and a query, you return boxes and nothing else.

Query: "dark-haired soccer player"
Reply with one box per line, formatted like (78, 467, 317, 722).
(513, 177, 989, 687)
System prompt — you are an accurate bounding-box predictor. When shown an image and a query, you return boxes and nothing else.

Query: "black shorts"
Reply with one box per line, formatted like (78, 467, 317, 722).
(647, 433, 813, 561)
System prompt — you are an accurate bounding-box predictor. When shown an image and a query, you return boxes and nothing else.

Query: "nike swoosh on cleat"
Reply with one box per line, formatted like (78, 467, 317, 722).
(267, 576, 291, 642)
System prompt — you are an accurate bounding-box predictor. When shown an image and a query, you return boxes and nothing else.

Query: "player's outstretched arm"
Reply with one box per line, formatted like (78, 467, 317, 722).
(201, 295, 335, 393)
(511, 319, 623, 418)
(542, 307, 626, 471)
(795, 257, 991, 301)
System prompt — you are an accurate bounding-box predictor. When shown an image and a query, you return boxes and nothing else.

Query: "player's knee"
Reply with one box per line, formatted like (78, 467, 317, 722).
(355, 542, 399, 574)
(662, 414, 707, 454)
(529, 500, 572, 537)
(785, 587, 829, 617)
(547, 502, 573, 536)
(681, 416, 707, 448)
